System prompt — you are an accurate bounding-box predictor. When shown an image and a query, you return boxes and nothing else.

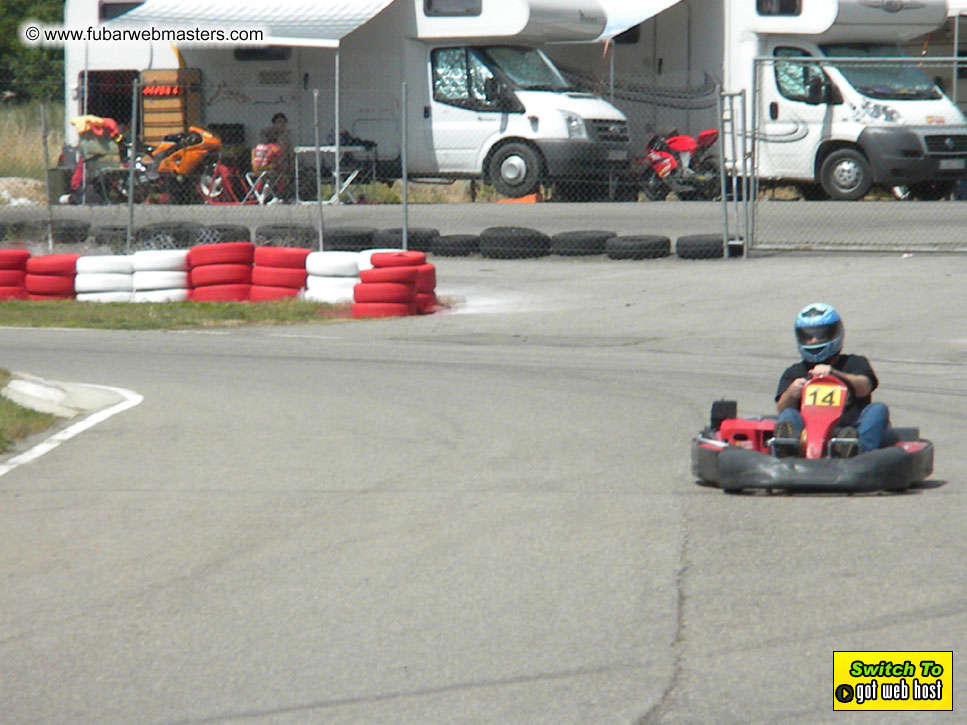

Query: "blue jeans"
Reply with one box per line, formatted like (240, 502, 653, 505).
(776, 402, 890, 453)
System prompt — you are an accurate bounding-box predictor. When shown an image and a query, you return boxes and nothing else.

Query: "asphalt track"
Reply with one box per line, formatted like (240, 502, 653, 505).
(0, 252, 965, 723)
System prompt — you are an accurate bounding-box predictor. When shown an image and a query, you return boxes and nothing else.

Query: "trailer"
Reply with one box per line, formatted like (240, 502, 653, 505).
(63, 0, 635, 198)
(547, 0, 967, 200)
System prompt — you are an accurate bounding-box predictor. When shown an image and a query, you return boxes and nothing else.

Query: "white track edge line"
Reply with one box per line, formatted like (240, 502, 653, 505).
(0, 384, 143, 478)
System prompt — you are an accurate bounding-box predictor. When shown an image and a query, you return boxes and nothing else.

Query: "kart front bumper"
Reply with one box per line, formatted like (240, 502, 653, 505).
(691, 440, 934, 493)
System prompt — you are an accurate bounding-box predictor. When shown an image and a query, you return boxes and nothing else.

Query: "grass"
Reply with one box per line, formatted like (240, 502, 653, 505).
(0, 102, 65, 181)
(0, 298, 353, 330)
(0, 368, 58, 454)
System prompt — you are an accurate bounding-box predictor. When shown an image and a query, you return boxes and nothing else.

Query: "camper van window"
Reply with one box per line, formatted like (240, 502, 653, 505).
(425, 0, 481, 16)
(480, 47, 571, 92)
(820, 44, 939, 101)
(99, 2, 143, 21)
(757, 0, 801, 16)
(431, 48, 504, 111)
(774, 48, 825, 103)
(234, 47, 292, 62)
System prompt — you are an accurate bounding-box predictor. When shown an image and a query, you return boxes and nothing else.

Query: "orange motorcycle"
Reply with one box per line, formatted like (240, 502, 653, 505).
(135, 126, 222, 203)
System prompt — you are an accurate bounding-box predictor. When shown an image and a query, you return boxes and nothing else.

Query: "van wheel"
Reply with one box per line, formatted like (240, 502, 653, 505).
(820, 149, 872, 201)
(489, 143, 541, 198)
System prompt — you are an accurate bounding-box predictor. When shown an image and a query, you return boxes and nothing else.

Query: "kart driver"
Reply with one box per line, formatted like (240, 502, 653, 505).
(774, 302, 890, 456)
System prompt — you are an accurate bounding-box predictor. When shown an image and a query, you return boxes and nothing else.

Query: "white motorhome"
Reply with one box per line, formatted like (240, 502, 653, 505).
(548, 0, 967, 200)
(62, 0, 632, 198)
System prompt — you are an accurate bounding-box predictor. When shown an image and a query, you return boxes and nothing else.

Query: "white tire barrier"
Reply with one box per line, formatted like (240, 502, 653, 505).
(133, 270, 190, 291)
(76, 255, 135, 274)
(305, 251, 360, 278)
(74, 272, 134, 293)
(132, 249, 190, 272)
(304, 276, 358, 303)
(133, 288, 190, 303)
(76, 291, 135, 303)
(357, 248, 405, 272)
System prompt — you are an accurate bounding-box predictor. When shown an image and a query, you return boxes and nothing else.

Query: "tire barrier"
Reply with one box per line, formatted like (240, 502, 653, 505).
(132, 270, 191, 291)
(357, 248, 406, 272)
(255, 224, 315, 249)
(187, 241, 255, 302)
(136, 222, 203, 251)
(131, 249, 190, 302)
(24, 253, 81, 301)
(196, 224, 252, 246)
(324, 226, 377, 252)
(132, 249, 190, 272)
(606, 235, 672, 260)
(432, 234, 479, 257)
(49, 219, 91, 245)
(306, 251, 360, 277)
(0, 249, 29, 300)
(304, 275, 358, 304)
(76, 254, 134, 274)
(372, 227, 440, 253)
(676, 234, 729, 260)
(74, 272, 134, 293)
(352, 250, 436, 318)
(550, 230, 615, 256)
(76, 291, 135, 303)
(252, 245, 311, 300)
(480, 226, 551, 259)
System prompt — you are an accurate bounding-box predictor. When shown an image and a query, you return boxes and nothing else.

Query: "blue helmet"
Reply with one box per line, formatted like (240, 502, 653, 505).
(795, 303, 844, 363)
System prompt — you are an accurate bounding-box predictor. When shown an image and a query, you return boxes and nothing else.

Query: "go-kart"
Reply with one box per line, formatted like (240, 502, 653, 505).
(691, 374, 933, 493)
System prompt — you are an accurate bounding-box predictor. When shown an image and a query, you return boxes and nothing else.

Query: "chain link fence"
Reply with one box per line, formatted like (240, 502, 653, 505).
(3, 57, 967, 257)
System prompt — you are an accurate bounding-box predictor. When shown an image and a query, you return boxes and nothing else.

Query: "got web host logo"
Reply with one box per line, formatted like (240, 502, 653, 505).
(833, 651, 952, 711)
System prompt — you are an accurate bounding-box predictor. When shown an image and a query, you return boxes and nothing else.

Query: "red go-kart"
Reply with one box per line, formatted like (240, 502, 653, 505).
(691, 374, 933, 493)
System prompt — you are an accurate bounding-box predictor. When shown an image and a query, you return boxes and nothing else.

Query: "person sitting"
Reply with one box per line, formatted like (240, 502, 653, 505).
(250, 127, 285, 200)
(774, 302, 890, 457)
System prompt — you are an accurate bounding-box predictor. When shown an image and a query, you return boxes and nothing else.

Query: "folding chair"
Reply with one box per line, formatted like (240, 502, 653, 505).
(243, 169, 283, 205)
(77, 134, 127, 204)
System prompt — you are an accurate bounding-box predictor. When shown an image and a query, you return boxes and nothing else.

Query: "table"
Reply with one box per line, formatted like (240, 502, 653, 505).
(293, 145, 377, 204)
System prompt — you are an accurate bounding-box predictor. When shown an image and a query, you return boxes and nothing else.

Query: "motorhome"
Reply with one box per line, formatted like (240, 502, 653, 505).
(62, 0, 632, 198)
(547, 0, 967, 200)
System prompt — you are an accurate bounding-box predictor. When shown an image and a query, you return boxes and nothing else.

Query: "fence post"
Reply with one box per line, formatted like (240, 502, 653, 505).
(126, 77, 140, 254)
(41, 103, 53, 254)
(401, 81, 408, 251)
(313, 88, 325, 250)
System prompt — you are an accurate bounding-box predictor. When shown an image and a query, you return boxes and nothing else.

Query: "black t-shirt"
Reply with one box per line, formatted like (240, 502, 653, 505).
(775, 354, 878, 426)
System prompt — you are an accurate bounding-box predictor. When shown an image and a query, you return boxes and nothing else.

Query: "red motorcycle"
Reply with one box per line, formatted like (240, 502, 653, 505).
(634, 128, 720, 201)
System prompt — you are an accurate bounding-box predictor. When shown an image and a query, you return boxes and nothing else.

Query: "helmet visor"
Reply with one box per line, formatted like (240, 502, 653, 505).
(795, 322, 841, 345)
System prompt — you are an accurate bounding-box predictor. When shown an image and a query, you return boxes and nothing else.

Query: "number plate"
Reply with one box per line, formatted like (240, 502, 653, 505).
(607, 150, 628, 161)
(939, 158, 965, 170)
(804, 384, 843, 408)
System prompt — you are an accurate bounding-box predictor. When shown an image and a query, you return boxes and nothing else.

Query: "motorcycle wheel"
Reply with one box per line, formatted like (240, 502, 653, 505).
(197, 161, 230, 203)
(639, 168, 668, 202)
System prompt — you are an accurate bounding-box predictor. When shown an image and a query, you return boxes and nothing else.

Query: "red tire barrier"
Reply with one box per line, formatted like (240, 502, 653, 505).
(370, 251, 427, 268)
(25, 253, 81, 276)
(251, 265, 307, 289)
(0, 249, 30, 270)
(253, 246, 312, 268)
(26, 293, 74, 301)
(359, 266, 419, 284)
(416, 292, 437, 314)
(0, 270, 26, 286)
(0, 285, 27, 300)
(352, 302, 416, 318)
(187, 242, 254, 268)
(414, 264, 436, 293)
(353, 282, 416, 304)
(25, 274, 75, 296)
(188, 284, 251, 302)
(189, 263, 253, 287)
(249, 285, 300, 301)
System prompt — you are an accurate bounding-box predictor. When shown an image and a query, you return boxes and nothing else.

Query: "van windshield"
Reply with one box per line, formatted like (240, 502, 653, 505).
(820, 44, 940, 100)
(478, 46, 575, 91)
